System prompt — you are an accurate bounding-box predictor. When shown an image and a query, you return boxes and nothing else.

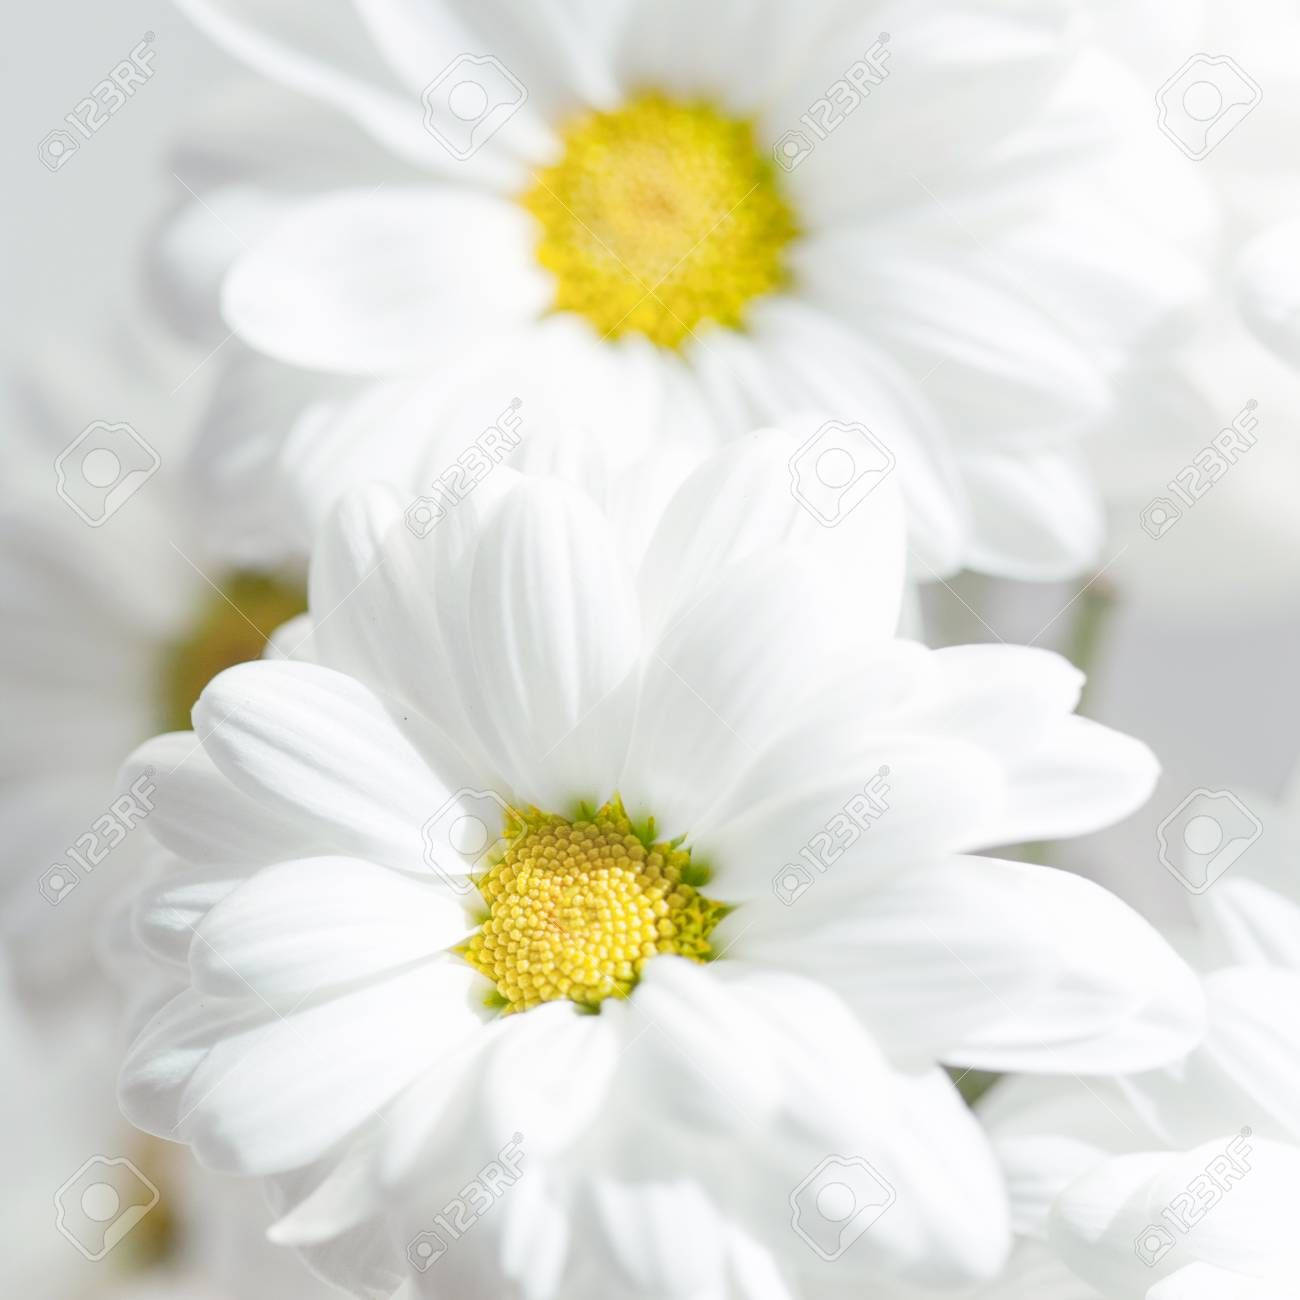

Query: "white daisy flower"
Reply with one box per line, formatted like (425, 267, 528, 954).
(1081, 0, 1300, 621)
(118, 433, 1202, 1297)
(161, 0, 1209, 578)
(0, 333, 307, 995)
(974, 769, 1300, 1298)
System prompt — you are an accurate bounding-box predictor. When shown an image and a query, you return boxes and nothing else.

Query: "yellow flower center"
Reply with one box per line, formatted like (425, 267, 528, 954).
(522, 92, 798, 348)
(462, 799, 726, 1014)
(160, 572, 306, 732)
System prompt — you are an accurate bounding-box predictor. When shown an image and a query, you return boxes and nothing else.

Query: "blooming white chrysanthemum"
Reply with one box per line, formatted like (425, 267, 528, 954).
(118, 432, 1202, 1297)
(976, 771, 1300, 1298)
(163, 0, 1209, 578)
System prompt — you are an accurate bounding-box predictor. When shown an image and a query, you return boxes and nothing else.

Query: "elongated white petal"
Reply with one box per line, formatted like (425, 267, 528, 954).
(122, 963, 481, 1175)
(307, 481, 507, 788)
(622, 548, 892, 841)
(637, 427, 905, 642)
(133, 863, 243, 970)
(939, 857, 1204, 1073)
(993, 715, 1160, 844)
(121, 732, 313, 867)
(175, 0, 538, 181)
(459, 477, 642, 810)
(880, 643, 1083, 758)
(193, 660, 454, 870)
(472, 1000, 620, 1157)
(698, 737, 1004, 899)
(192, 856, 468, 1009)
(223, 189, 548, 374)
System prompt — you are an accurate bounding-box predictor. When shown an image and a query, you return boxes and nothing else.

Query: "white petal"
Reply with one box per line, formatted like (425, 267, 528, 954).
(697, 735, 1004, 900)
(175, 0, 535, 182)
(121, 732, 313, 867)
(621, 550, 892, 840)
(266, 1125, 388, 1244)
(119, 989, 263, 1144)
(1236, 220, 1300, 367)
(614, 0, 847, 115)
(1049, 1139, 1300, 1297)
(122, 963, 481, 1174)
(734, 856, 1060, 1065)
(400, 1161, 571, 1300)
(307, 482, 503, 787)
(1123, 969, 1300, 1148)
(960, 448, 1105, 580)
(581, 1173, 728, 1298)
(1194, 799, 1300, 970)
(193, 660, 454, 870)
(433, 0, 630, 116)
(192, 856, 468, 1009)
(621, 957, 791, 1132)
(765, 1, 1073, 224)
(133, 863, 243, 969)
(745, 299, 969, 576)
(223, 189, 549, 374)
(472, 1000, 619, 1156)
(793, 232, 1109, 451)
(940, 856, 1204, 1074)
(636, 428, 905, 643)
(993, 715, 1160, 844)
(459, 476, 641, 810)
(625, 962, 1011, 1288)
(882, 643, 1083, 759)
(1199, 877, 1300, 972)
(995, 1134, 1113, 1241)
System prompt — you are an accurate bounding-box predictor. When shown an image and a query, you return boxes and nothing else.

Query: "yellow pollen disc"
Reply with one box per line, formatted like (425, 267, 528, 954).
(461, 798, 726, 1014)
(522, 92, 798, 348)
(160, 572, 306, 733)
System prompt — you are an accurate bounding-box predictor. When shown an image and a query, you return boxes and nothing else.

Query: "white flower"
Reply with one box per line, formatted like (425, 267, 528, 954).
(162, 0, 1208, 578)
(976, 769, 1300, 1297)
(118, 432, 1201, 1297)
(1082, 0, 1300, 620)
(1048, 1137, 1300, 1299)
(0, 333, 306, 994)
